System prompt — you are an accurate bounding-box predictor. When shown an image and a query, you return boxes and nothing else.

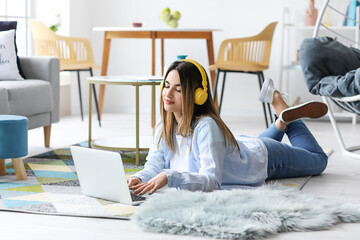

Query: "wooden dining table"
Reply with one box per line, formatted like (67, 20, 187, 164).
(93, 27, 220, 116)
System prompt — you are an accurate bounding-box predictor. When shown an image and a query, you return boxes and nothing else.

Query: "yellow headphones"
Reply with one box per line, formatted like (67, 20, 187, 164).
(160, 59, 208, 105)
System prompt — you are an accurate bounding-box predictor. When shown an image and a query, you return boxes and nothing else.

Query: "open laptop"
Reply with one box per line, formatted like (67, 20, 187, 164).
(70, 146, 146, 206)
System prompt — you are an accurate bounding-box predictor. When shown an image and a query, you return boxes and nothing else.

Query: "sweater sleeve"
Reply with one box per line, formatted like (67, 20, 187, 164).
(131, 125, 166, 182)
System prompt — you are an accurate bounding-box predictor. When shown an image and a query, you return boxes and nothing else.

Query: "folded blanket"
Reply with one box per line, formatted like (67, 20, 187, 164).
(300, 37, 360, 111)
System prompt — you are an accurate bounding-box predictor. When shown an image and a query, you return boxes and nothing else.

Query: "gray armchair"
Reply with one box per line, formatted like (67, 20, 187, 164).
(0, 56, 60, 147)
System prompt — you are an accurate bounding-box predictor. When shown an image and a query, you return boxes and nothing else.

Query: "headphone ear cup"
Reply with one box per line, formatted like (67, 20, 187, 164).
(194, 87, 208, 105)
(160, 79, 164, 91)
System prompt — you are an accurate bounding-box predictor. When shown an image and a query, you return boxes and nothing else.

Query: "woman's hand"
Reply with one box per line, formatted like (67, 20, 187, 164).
(130, 171, 168, 195)
(128, 177, 142, 188)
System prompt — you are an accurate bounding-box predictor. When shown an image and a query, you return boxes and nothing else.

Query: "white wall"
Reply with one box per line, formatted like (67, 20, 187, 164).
(32, 0, 70, 35)
(35, 0, 329, 117)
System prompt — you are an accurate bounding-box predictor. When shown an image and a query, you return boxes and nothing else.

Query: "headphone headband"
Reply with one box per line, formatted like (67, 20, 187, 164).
(180, 59, 208, 93)
(180, 59, 208, 105)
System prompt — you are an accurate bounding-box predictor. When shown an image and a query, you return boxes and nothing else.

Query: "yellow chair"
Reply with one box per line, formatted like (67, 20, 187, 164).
(209, 22, 278, 127)
(29, 19, 101, 126)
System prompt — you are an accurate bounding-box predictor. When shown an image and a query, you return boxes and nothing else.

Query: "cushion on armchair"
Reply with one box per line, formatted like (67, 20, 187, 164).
(0, 87, 10, 113)
(0, 21, 25, 78)
(3, 80, 53, 116)
(0, 30, 23, 80)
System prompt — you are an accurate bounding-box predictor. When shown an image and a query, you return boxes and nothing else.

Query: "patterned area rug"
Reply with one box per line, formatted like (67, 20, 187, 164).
(0, 143, 328, 219)
(0, 142, 146, 219)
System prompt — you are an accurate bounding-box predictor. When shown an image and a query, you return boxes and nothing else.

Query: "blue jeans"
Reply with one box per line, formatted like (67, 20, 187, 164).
(258, 120, 328, 180)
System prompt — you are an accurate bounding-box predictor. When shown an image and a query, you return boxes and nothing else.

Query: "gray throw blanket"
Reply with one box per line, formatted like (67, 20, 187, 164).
(300, 37, 360, 111)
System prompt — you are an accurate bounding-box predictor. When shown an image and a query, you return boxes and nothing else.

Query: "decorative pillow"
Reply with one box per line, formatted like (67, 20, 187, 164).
(0, 21, 25, 79)
(0, 30, 24, 80)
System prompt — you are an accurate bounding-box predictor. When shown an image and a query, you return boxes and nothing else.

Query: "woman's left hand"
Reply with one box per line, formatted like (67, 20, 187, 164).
(130, 171, 168, 195)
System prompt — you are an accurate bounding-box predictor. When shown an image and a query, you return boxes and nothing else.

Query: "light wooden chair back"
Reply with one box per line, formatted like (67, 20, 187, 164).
(209, 22, 278, 72)
(29, 19, 101, 126)
(29, 19, 99, 71)
(209, 22, 278, 127)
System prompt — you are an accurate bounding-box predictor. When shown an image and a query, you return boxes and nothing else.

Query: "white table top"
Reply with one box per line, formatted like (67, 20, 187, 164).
(93, 27, 221, 32)
(88, 75, 163, 85)
(92, 136, 153, 149)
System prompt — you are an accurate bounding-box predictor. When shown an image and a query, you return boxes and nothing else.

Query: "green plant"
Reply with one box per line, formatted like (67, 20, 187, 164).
(50, 13, 62, 32)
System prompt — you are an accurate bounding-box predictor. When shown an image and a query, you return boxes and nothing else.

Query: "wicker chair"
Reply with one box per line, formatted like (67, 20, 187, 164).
(29, 19, 101, 126)
(210, 22, 278, 128)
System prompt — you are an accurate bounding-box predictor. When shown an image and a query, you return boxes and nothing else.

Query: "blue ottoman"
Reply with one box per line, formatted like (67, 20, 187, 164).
(0, 115, 28, 180)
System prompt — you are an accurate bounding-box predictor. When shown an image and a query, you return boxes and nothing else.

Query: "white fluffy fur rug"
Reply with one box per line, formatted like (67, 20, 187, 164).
(133, 184, 360, 239)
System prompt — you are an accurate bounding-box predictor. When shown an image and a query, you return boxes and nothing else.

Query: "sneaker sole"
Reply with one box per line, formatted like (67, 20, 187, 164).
(280, 101, 328, 123)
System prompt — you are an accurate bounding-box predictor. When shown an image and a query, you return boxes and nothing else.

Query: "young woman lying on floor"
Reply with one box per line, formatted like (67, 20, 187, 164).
(128, 59, 328, 195)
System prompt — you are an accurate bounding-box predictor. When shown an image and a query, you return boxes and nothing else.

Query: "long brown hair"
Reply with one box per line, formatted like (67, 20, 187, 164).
(159, 60, 239, 152)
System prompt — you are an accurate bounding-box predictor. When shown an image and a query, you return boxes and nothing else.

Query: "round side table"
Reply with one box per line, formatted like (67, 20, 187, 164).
(87, 76, 162, 166)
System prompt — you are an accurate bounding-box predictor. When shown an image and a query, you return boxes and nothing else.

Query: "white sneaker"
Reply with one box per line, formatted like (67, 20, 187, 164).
(259, 78, 287, 103)
(259, 78, 277, 103)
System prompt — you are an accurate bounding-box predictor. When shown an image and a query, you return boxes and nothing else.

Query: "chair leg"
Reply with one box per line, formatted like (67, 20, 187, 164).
(0, 159, 6, 176)
(12, 158, 27, 180)
(44, 125, 51, 148)
(213, 70, 221, 101)
(218, 71, 227, 114)
(257, 72, 269, 128)
(260, 72, 273, 124)
(77, 70, 84, 121)
(89, 68, 102, 127)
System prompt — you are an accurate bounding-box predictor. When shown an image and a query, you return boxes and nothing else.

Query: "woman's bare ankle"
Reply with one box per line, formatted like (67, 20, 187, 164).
(275, 119, 288, 131)
(272, 92, 289, 117)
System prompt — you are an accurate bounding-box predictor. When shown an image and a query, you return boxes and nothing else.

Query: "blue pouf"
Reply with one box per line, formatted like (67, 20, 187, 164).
(0, 115, 28, 180)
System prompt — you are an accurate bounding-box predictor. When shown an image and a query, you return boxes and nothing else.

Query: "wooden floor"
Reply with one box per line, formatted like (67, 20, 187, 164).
(1, 113, 360, 240)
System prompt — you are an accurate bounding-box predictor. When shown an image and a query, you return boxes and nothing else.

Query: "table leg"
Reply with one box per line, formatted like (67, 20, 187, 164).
(152, 85, 156, 128)
(88, 83, 93, 148)
(99, 33, 112, 117)
(136, 85, 140, 166)
(161, 38, 164, 75)
(151, 33, 156, 132)
(151, 33, 156, 76)
(206, 33, 218, 109)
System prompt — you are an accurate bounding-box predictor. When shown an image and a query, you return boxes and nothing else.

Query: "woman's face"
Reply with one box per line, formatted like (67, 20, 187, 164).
(163, 70, 183, 121)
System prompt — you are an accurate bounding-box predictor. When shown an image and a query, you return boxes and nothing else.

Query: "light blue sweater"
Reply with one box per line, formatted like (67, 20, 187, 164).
(132, 117, 268, 191)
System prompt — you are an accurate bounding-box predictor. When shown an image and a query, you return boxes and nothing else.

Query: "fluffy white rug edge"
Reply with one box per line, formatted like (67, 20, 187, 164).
(133, 184, 360, 239)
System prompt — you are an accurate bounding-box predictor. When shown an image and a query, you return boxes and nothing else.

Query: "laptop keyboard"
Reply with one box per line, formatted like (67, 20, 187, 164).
(130, 192, 146, 202)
